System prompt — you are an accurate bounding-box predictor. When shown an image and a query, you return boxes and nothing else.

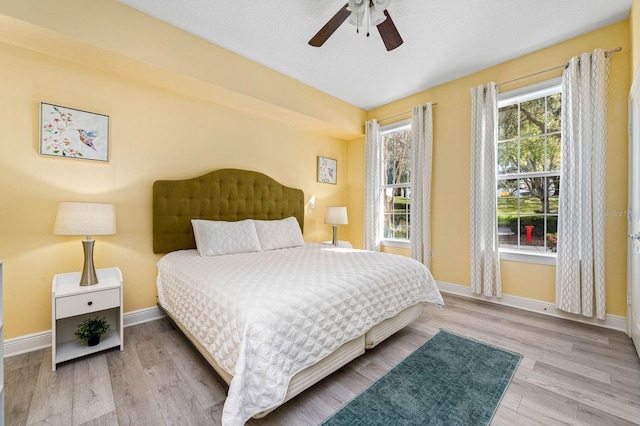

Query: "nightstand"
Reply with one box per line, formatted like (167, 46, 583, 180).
(51, 267, 123, 371)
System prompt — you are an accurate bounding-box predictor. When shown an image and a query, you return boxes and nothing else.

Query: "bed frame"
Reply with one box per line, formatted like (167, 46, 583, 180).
(153, 168, 424, 417)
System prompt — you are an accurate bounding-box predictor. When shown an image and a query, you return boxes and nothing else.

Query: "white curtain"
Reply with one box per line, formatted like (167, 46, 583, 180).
(364, 120, 381, 251)
(410, 104, 433, 267)
(470, 82, 502, 297)
(556, 49, 609, 320)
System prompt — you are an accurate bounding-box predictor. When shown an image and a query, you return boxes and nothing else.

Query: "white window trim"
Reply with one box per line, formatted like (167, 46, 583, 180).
(500, 249, 557, 266)
(379, 120, 412, 246)
(498, 77, 562, 105)
(497, 78, 562, 264)
(380, 239, 410, 249)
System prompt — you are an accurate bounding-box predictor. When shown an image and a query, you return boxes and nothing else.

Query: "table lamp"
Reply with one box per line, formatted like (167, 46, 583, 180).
(54, 202, 116, 286)
(324, 206, 348, 246)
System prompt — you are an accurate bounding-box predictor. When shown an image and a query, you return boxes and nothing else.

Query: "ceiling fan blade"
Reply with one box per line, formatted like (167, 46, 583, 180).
(377, 10, 403, 51)
(309, 3, 350, 47)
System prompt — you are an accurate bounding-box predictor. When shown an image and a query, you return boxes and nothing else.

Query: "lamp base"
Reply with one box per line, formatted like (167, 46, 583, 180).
(80, 240, 99, 286)
(332, 225, 339, 246)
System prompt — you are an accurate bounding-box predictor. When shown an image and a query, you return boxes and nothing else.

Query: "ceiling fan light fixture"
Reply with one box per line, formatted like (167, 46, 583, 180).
(308, 0, 402, 51)
(347, 0, 388, 35)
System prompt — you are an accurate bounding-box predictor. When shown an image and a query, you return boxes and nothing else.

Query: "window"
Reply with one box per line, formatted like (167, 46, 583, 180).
(381, 122, 412, 243)
(497, 79, 561, 257)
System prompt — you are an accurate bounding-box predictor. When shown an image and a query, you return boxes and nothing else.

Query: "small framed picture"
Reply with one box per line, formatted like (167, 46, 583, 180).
(40, 102, 109, 162)
(318, 156, 337, 184)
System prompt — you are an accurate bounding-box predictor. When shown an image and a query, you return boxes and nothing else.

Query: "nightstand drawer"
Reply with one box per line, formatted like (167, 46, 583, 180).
(55, 288, 120, 319)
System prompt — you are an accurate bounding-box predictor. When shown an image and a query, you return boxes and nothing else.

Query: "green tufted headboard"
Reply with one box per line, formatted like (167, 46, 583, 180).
(153, 168, 305, 253)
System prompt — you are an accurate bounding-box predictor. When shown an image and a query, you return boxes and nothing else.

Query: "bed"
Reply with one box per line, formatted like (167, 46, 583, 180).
(153, 168, 443, 425)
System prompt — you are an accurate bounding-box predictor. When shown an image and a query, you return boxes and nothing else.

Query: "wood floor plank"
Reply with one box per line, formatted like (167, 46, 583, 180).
(125, 318, 174, 345)
(500, 389, 522, 412)
(516, 386, 580, 425)
(515, 364, 640, 423)
(532, 360, 640, 409)
(5, 353, 41, 426)
(144, 360, 213, 425)
(26, 348, 73, 425)
(509, 377, 579, 415)
(134, 336, 172, 370)
(72, 354, 116, 426)
(492, 405, 543, 426)
(4, 350, 43, 372)
(439, 303, 580, 355)
(576, 402, 639, 426)
(76, 409, 118, 426)
(105, 341, 165, 426)
(610, 370, 640, 399)
(450, 297, 614, 345)
(439, 304, 578, 354)
(571, 340, 640, 371)
(516, 403, 581, 426)
(158, 329, 227, 410)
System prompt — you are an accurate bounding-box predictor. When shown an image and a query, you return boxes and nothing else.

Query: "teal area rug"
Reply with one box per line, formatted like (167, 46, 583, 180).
(322, 330, 522, 426)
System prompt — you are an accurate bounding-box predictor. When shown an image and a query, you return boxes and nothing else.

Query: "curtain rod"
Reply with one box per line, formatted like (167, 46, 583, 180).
(377, 102, 438, 123)
(497, 47, 622, 87)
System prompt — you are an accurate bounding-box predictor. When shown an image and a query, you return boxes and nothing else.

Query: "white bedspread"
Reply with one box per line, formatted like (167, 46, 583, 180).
(156, 243, 443, 425)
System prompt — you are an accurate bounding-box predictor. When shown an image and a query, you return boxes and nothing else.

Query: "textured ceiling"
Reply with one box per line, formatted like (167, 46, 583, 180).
(116, 0, 632, 110)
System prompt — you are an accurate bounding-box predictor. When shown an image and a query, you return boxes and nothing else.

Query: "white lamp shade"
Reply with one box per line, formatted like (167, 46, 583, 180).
(54, 202, 116, 236)
(324, 206, 348, 225)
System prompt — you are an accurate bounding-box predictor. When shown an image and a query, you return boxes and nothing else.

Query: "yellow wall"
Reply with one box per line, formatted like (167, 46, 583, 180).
(361, 21, 631, 316)
(0, 2, 364, 339)
(0, 2, 634, 341)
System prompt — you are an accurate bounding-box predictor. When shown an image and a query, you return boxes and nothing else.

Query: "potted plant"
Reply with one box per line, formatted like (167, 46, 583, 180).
(75, 316, 110, 346)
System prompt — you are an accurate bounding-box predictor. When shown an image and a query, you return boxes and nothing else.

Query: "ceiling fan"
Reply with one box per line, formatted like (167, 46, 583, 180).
(309, 0, 403, 51)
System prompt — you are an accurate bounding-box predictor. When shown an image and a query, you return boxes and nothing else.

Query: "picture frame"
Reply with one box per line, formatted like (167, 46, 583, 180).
(40, 102, 109, 162)
(318, 156, 337, 184)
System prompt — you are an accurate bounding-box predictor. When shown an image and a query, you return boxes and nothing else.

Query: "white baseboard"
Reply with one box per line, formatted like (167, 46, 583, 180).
(122, 305, 165, 328)
(437, 281, 627, 332)
(4, 306, 165, 358)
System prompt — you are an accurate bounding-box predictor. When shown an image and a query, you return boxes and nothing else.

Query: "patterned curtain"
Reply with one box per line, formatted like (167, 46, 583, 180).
(364, 120, 381, 251)
(470, 82, 502, 297)
(556, 49, 609, 320)
(410, 104, 433, 267)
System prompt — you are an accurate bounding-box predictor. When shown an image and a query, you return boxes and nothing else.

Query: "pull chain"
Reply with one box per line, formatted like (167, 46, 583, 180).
(366, 0, 371, 36)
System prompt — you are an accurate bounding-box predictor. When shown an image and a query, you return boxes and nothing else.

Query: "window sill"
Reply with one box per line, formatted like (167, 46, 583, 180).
(380, 239, 410, 249)
(499, 249, 556, 266)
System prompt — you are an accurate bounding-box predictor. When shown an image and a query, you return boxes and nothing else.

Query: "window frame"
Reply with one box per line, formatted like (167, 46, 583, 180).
(379, 119, 412, 249)
(497, 78, 562, 265)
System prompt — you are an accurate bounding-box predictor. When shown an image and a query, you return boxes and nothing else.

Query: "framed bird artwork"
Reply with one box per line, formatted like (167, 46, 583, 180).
(318, 156, 337, 184)
(40, 102, 109, 162)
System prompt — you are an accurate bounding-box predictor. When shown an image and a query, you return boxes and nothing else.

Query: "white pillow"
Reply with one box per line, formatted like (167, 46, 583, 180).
(254, 217, 304, 250)
(191, 219, 262, 256)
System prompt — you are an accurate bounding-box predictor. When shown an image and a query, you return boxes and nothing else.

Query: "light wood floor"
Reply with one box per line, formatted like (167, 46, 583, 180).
(5, 294, 640, 425)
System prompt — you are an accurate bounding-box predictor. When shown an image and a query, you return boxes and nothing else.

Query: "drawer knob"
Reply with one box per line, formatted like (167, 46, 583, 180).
(87, 301, 93, 306)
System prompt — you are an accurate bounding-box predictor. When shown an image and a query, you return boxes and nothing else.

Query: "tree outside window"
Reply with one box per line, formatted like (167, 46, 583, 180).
(497, 83, 561, 253)
(381, 126, 412, 241)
